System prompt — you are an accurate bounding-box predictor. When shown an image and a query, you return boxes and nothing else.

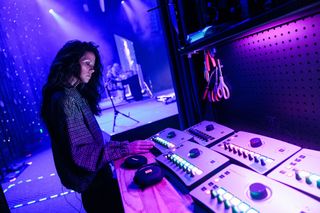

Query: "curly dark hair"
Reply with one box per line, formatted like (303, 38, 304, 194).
(41, 40, 103, 121)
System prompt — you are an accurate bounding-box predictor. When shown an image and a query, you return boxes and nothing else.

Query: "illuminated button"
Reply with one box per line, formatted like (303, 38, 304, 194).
(191, 167, 198, 176)
(309, 174, 319, 183)
(217, 188, 226, 195)
(211, 190, 218, 199)
(168, 143, 175, 148)
(224, 200, 231, 209)
(250, 138, 263, 148)
(195, 168, 203, 175)
(217, 195, 224, 203)
(266, 158, 274, 163)
(296, 170, 310, 182)
(249, 183, 268, 200)
(238, 202, 250, 212)
(306, 176, 312, 185)
(247, 208, 260, 213)
(223, 192, 233, 201)
(179, 160, 186, 168)
(230, 197, 241, 206)
(232, 205, 240, 213)
(183, 162, 190, 170)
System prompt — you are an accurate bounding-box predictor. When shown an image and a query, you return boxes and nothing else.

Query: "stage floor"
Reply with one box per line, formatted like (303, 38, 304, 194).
(97, 90, 178, 136)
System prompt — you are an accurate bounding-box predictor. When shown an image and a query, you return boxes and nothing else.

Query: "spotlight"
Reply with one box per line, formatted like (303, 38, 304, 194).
(48, 9, 54, 14)
(83, 4, 89, 12)
(99, 0, 105, 12)
(121, 1, 125, 4)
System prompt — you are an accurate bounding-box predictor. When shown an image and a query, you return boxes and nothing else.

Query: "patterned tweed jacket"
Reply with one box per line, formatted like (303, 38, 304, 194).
(46, 87, 129, 192)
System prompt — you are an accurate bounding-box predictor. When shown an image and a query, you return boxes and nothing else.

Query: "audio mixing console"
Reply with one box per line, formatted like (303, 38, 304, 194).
(149, 128, 193, 154)
(268, 148, 320, 200)
(184, 120, 234, 147)
(156, 141, 229, 188)
(190, 164, 320, 213)
(211, 131, 301, 174)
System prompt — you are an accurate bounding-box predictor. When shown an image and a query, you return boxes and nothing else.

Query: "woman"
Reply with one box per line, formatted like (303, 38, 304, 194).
(41, 40, 154, 212)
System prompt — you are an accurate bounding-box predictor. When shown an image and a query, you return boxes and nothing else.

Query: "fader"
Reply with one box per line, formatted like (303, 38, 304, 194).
(190, 164, 320, 213)
(211, 131, 301, 174)
(184, 120, 234, 147)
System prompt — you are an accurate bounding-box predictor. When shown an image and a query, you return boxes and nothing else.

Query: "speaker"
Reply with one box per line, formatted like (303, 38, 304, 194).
(126, 74, 143, 101)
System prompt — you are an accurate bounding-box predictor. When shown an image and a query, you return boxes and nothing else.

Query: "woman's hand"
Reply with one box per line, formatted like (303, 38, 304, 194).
(128, 140, 155, 155)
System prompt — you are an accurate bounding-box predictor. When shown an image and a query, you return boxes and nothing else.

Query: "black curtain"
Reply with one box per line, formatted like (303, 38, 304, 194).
(157, 0, 203, 129)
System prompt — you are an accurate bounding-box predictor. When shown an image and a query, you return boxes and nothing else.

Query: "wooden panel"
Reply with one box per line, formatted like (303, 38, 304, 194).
(114, 153, 194, 213)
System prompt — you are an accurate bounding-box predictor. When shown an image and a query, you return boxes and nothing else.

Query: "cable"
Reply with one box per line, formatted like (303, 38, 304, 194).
(61, 184, 82, 213)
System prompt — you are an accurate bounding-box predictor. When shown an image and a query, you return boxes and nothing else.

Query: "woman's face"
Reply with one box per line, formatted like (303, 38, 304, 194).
(79, 51, 96, 83)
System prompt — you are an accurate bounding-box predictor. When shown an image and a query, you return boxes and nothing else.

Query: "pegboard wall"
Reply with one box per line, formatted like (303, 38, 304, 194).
(209, 10, 320, 149)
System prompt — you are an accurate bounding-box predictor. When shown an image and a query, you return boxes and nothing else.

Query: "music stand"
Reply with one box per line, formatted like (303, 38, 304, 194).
(106, 86, 139, 132)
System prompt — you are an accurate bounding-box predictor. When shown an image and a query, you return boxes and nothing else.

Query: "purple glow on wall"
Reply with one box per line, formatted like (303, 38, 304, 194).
(216, 12, 320, 148)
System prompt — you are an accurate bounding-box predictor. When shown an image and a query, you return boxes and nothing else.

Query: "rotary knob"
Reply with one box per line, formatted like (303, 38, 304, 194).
(250, 138, 263, 148)
(206, 124, 214, 131)
(189, 148, 201, 158)
(167, 131, 176, 138)
(249, 182, 268, 200)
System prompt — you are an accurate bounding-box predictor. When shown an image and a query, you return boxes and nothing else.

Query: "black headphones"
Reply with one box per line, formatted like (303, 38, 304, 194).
(133, 163, 164, 188)
(123, 155, 148, 169)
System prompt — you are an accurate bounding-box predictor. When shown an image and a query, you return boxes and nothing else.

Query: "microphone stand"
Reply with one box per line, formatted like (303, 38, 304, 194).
(106, 86, 139, 132)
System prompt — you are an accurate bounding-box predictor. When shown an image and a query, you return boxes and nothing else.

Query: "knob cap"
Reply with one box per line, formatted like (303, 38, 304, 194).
(249, 183, 268, 200)
(189, 148, 201, 158)
(206, 124, 214, 131)
(167, 131, 176, 138)
(250, 138, 263, 148)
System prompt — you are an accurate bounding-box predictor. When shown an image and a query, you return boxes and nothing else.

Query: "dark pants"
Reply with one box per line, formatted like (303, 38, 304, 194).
(81, 167, 124, 213)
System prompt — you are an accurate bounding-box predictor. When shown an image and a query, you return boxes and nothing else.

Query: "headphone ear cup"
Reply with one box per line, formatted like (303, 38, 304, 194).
(123, 155, 147, 169)
(133, 163, 164, 188)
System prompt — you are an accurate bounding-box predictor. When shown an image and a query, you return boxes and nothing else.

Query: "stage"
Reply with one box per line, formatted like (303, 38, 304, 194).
(97, 90, 179, 136)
